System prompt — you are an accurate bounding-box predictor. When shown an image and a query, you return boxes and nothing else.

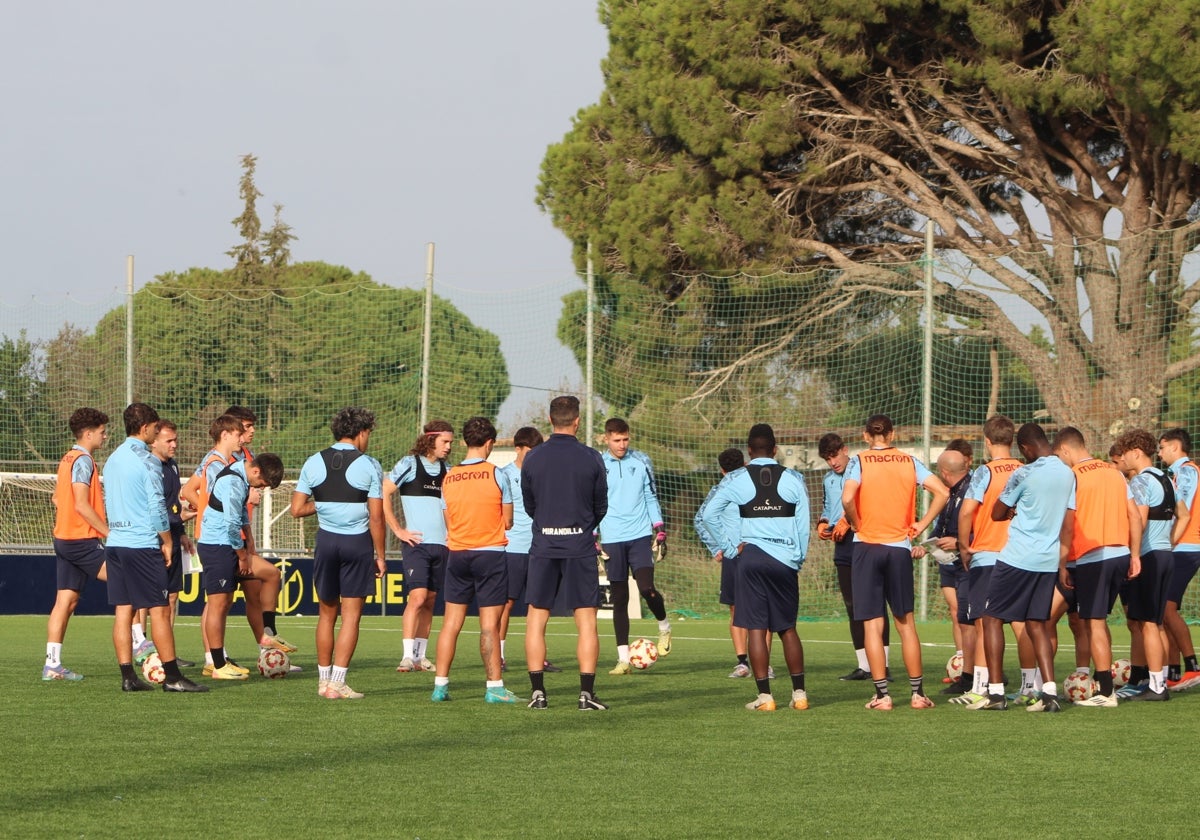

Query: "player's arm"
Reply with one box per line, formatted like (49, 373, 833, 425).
(991, 499, 1014, 521)
(368, 497, 387, 578)
(911, 474, 949, 537)
(290, 491, 315, 519)
(1171, 499, 1191, 546)
(71, 482, 109, 538)
(1126, 496, 1143, 579)
(841, 478, 862, 532)
(381, 477, 404, 536)
(181, 472, 203, 511)
(1058, 510, 1075, 589)
(501, 502, 514, 531)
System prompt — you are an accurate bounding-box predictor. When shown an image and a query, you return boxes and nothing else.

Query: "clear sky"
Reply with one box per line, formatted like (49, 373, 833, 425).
(1, 2, 608, 297)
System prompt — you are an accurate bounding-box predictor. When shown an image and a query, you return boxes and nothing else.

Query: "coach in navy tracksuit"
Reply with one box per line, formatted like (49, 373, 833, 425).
(520, 395, 609, 711)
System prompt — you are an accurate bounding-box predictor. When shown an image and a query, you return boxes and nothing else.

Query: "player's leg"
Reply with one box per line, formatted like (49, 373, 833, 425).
(316, 599, 338, 669)
(333, 596, 364, 668)
(525, 606, 549, 678)
(432, 601, 467, 700)
(478, 604, 504, 681)
(246, 556, 292, 651)
(835, 561, 868, 679)
(604, 543, 633, 671)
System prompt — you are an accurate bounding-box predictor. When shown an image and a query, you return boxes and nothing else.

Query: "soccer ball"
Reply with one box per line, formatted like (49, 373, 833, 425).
(1064, 671, 1097, 702)
(257, 647, 291, 679)
(628, 638, 658, 670)
(1111, 658, 1132, 688)
(141, 653, 165, 684)
(945, 652, 964, 681)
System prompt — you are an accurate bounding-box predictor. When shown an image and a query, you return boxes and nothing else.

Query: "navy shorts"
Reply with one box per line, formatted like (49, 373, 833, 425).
(602, 535, 654, 582)
(955, 570, 971, 625)
(199, 543, 239, 595)
(851, 543, 915, 621)
(505, 551, 529, 602)
(1167, 551, 1200, 605)
(731, 545, 799, 633)
(939, 562, 967, 590)
(983, 562, 1055, 622)
(106, 546, 170, 610)
(966, 564, 994, 623)
(445, 549, 508, 608)
(832, 539, 854, 568)
(1072, 555, 1129, 620)
(718, 553, 740, 607)
(313, 529, 376, 601)
(1122, 549, 1174, 624)
(526, 553, 600, 611)
(402, 542, 447, 592)
(53, 537, 106, 592)
(165, 533, 184, 594)
(1055, 574, 1077, 614)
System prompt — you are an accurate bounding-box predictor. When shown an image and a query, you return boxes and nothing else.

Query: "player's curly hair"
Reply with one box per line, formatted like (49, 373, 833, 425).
(69, 408, 109, 438)
(1114, 428, 1157, 460)
(410, 420, 453, 458)
(331, 406, 375, 441)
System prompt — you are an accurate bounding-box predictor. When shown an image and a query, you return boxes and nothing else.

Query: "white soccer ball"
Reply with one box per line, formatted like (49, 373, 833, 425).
(628, 638, 659, 670)
(945, 652, 964, 680)
(257, 647, 291, 679)
(1111, 658, 1132, 688)
(1064, 671, 1096, 702)
(141, 653, 165, 684)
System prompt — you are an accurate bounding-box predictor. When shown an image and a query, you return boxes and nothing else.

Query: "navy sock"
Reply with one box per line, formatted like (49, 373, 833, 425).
(529, 670, 545, 693)
(580, 673, 596, 695)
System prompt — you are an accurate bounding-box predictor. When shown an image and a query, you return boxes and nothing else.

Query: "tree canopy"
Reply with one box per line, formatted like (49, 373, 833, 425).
(539, 0, 1200, 444)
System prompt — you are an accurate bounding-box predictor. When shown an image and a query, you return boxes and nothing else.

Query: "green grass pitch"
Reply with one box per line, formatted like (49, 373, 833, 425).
(2, 614, 1195, 839)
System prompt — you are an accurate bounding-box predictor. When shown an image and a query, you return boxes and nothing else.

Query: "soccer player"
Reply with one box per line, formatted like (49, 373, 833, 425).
(815, 433, 888, 682)
(1114, 428, 1188, 701)
(197, 452, 285, 680)
(1157, 429, 1200, 690)
(521, 396, 609, 711)
(103, 403, 207, 692)
(291, 407, 387, 700)
(498, 427, 561, 673)
(914, 446, 971, 696)
(695, 447, 757, 677)
(146, 420, 197, 665)
(44, 408, 110, 681)
(974, 423, 1075, 712)
(432, 417, 518, 703)
(699, 424, 811, 712)
(841, 414, 949, 711)
(1054, 426, 1140, 706)
(955, 416, 1022, 707)
(598, 418, 672, 675)
(384, 419, 454, 672)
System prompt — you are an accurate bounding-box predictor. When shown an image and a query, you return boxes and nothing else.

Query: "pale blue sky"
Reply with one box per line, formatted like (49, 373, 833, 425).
(1, 2, 607, 298)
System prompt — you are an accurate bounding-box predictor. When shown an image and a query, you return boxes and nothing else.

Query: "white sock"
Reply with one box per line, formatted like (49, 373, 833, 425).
(988, 682, 1004, 696)
(402, 639, 415, 660)
(434, 676, 450, 687)
(500, 639, 506, 658)
(131, 623, 146, 646)
(617, 644, 630, 663)
(1033, 667, 1044, 692)
(414, 638, 428, 660)
(486, 679, 503, 689)
(46, 643, 62, 666)
(331, 665, 348, 684)
(884, 645, 890, 666)
(204, 651, 214, 666)
(1074, 666, 1090, 675)
(1042, 680, 1058, 697)
(1020, 668, 1037, 694)
(973, 666, 987, 695)
(658, 619, 671, 634)
(1161, 666, 1170, 683)
(855, 648, 869, 671)
(1150, 671, 1166, 693)
(318, 664, 332, 681)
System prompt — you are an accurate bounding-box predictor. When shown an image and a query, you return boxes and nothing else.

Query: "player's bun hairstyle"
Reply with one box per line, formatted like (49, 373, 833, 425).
(549, 395, 580, 429)
(747, 423, 776, 455)
(718, 447, 745, 473)
(944, 438, 973, 462)
(461, 416, 497, 447)
(605, 418, 630, 435)
(1052, 426, 1086, 451)
(69, 408, 109, 438)
(210, 413, 243, 443)
(225, 405, 258, 424)
(1114, 428, 1157, 459)
(864, 414, 893, 438)
(1016, 422, 1050, 450)
(411, 419, 453, 458)
(817, 432, 845, 460)
(513, 426, 544, 449)
(1160, 427, 1192, 456)
(251, 453, 285, 488)
(331, 406, 376, 441)
(123, 402, 159, 436)
(983, 415, 1015, 446)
